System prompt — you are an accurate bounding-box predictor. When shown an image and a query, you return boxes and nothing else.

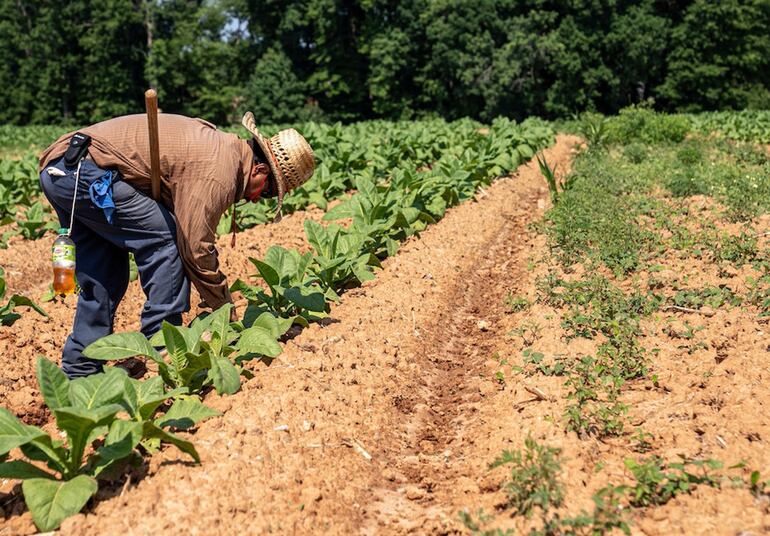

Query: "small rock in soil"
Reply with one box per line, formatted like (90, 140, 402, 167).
(477, 320, 490, 331)
(405, 486, 426, 500)
(382, 468, 397, 481)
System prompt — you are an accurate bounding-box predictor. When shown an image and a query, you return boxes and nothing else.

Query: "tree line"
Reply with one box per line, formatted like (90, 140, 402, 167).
(1, 0, 768, 126)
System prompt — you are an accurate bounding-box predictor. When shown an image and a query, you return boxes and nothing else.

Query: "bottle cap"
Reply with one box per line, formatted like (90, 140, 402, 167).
(58, 228, 69, 235)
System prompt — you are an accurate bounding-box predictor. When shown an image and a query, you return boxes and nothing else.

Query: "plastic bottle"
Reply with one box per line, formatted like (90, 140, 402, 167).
(52, 228, 76, 295)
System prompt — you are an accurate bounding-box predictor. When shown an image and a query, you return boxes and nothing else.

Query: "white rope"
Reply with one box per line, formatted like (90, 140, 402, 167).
(67, 158, 83, 236)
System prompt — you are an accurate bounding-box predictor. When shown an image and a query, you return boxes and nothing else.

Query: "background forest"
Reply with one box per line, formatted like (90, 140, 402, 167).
(1, 0, 769, 125)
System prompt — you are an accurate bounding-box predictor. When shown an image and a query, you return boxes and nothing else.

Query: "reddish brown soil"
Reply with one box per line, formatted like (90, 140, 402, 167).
(2, 135, 769, 534)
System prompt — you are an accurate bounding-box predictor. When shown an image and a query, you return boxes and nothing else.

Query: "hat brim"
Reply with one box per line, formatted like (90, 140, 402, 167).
(241, 111, 286, 219)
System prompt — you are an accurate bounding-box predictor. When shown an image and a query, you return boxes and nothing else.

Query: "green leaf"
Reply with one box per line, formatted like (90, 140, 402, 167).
(264, 246, 299, 281)
(304, 219, 328, 255)
(208, 356, 241, 395)
(7, 295, 47, 317)
(323, 199, 354, 220)
(0, 408, 47, 455)
(251, 312, 293, 338)
(517, 143, 534, 159)
(140, 421, 199, 462)
(133, 376, 187, 420)
(229, 278, 261, 301)
(252, 259, 280, 287)
(23, 475, 98, 531)
(155, 398, 221, 431)
(92, 420, 142, 475)
(83, 332, 163, 363)
(36, 357, 70, 410)
(284, 287, 327, 312)
(0, 460, 55, 480)
(20, 435, 68, 475)
(52, 404, 123, 471)
(162, 322, 189, 373)
(236, 324, 283, 357)
(207, 304, 234, 357)
(148, 330, 165, 347)
(68, 367, 127, 409)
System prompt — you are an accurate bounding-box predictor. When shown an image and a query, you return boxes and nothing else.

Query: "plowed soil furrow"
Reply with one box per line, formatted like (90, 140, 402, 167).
(0, 135, 572, 535)
(362, 190, 541, 534)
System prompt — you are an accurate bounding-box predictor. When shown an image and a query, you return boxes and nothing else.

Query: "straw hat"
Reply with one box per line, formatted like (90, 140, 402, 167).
(241, 111, 315, 219)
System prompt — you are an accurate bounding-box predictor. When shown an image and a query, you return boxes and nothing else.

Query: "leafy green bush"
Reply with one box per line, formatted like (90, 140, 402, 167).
(606, 105, 690, 144)
(623, 143, 647, 164)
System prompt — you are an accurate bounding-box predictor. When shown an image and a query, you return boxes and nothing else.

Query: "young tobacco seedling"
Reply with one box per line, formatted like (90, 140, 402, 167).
(231, 245, 329, 321)
(304, 219, 380, 298)
(84, 304, 289, 396)
(0, 358, 202, 531)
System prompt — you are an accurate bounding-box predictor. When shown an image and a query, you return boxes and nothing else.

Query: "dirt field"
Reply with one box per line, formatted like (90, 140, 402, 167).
(2, 134, 769, 535)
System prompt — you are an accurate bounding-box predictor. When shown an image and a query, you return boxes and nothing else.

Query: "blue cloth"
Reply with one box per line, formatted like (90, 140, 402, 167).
(40, 157, 191, 379)
(88, 170, 116, 224)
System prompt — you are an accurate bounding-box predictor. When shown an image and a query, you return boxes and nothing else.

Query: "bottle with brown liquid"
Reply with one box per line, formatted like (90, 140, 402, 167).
(52, 228, 76, 295)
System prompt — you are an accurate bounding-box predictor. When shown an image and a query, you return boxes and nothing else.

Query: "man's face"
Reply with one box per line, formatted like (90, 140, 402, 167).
(245, 162, 271, 202)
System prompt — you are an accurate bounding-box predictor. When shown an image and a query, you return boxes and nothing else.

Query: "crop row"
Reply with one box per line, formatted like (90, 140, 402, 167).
(688, 110, 770, 144)
(0, 118, 554, 531)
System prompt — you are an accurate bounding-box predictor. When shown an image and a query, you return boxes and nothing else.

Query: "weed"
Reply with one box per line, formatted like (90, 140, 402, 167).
(557, 485, 630, 535)
(510, 320, 543, 346)
(749, 470, 770, 498)
(605, 104, 690, 145)
(624, 456, 722, 507)
(577, 112, 609, 149)
(537, 152, 573, 204)
(623, 143, 647, 164)
(670, 286, 741, 309)
(631, 428, 654, 453)
(521, 348, 569, 377)
(504, 293, 530, 313)
(490, 436, 564, 518)
(676, 142, 704, 165)
(458, 509, 513, 536)
(746, 274, 770, 316)
(713, 232, 760, 266)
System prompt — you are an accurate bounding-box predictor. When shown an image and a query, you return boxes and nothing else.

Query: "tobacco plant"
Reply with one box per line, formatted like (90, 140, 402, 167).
(231, 246, 329, 321)
(0, 267, 46, 326)
(0, 357, 206, 531)
(84, 304, 289, 395)
(304, 220, 379, 298)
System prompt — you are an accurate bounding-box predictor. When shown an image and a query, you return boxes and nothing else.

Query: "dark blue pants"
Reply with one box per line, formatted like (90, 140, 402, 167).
(40, 157, 190, 378)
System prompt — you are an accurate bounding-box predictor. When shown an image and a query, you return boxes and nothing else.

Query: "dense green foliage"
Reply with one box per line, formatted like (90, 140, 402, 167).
(1, 0, 768, 125)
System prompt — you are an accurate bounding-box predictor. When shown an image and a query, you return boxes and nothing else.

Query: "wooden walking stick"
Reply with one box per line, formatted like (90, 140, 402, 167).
(144, 89, 161, 201)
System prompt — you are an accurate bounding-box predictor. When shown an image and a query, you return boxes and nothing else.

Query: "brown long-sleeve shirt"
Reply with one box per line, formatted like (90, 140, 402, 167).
(39, 114, 252, 310)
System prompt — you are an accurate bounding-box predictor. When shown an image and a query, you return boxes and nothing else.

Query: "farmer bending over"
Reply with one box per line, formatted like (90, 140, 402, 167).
(38, 112, 314, 378)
